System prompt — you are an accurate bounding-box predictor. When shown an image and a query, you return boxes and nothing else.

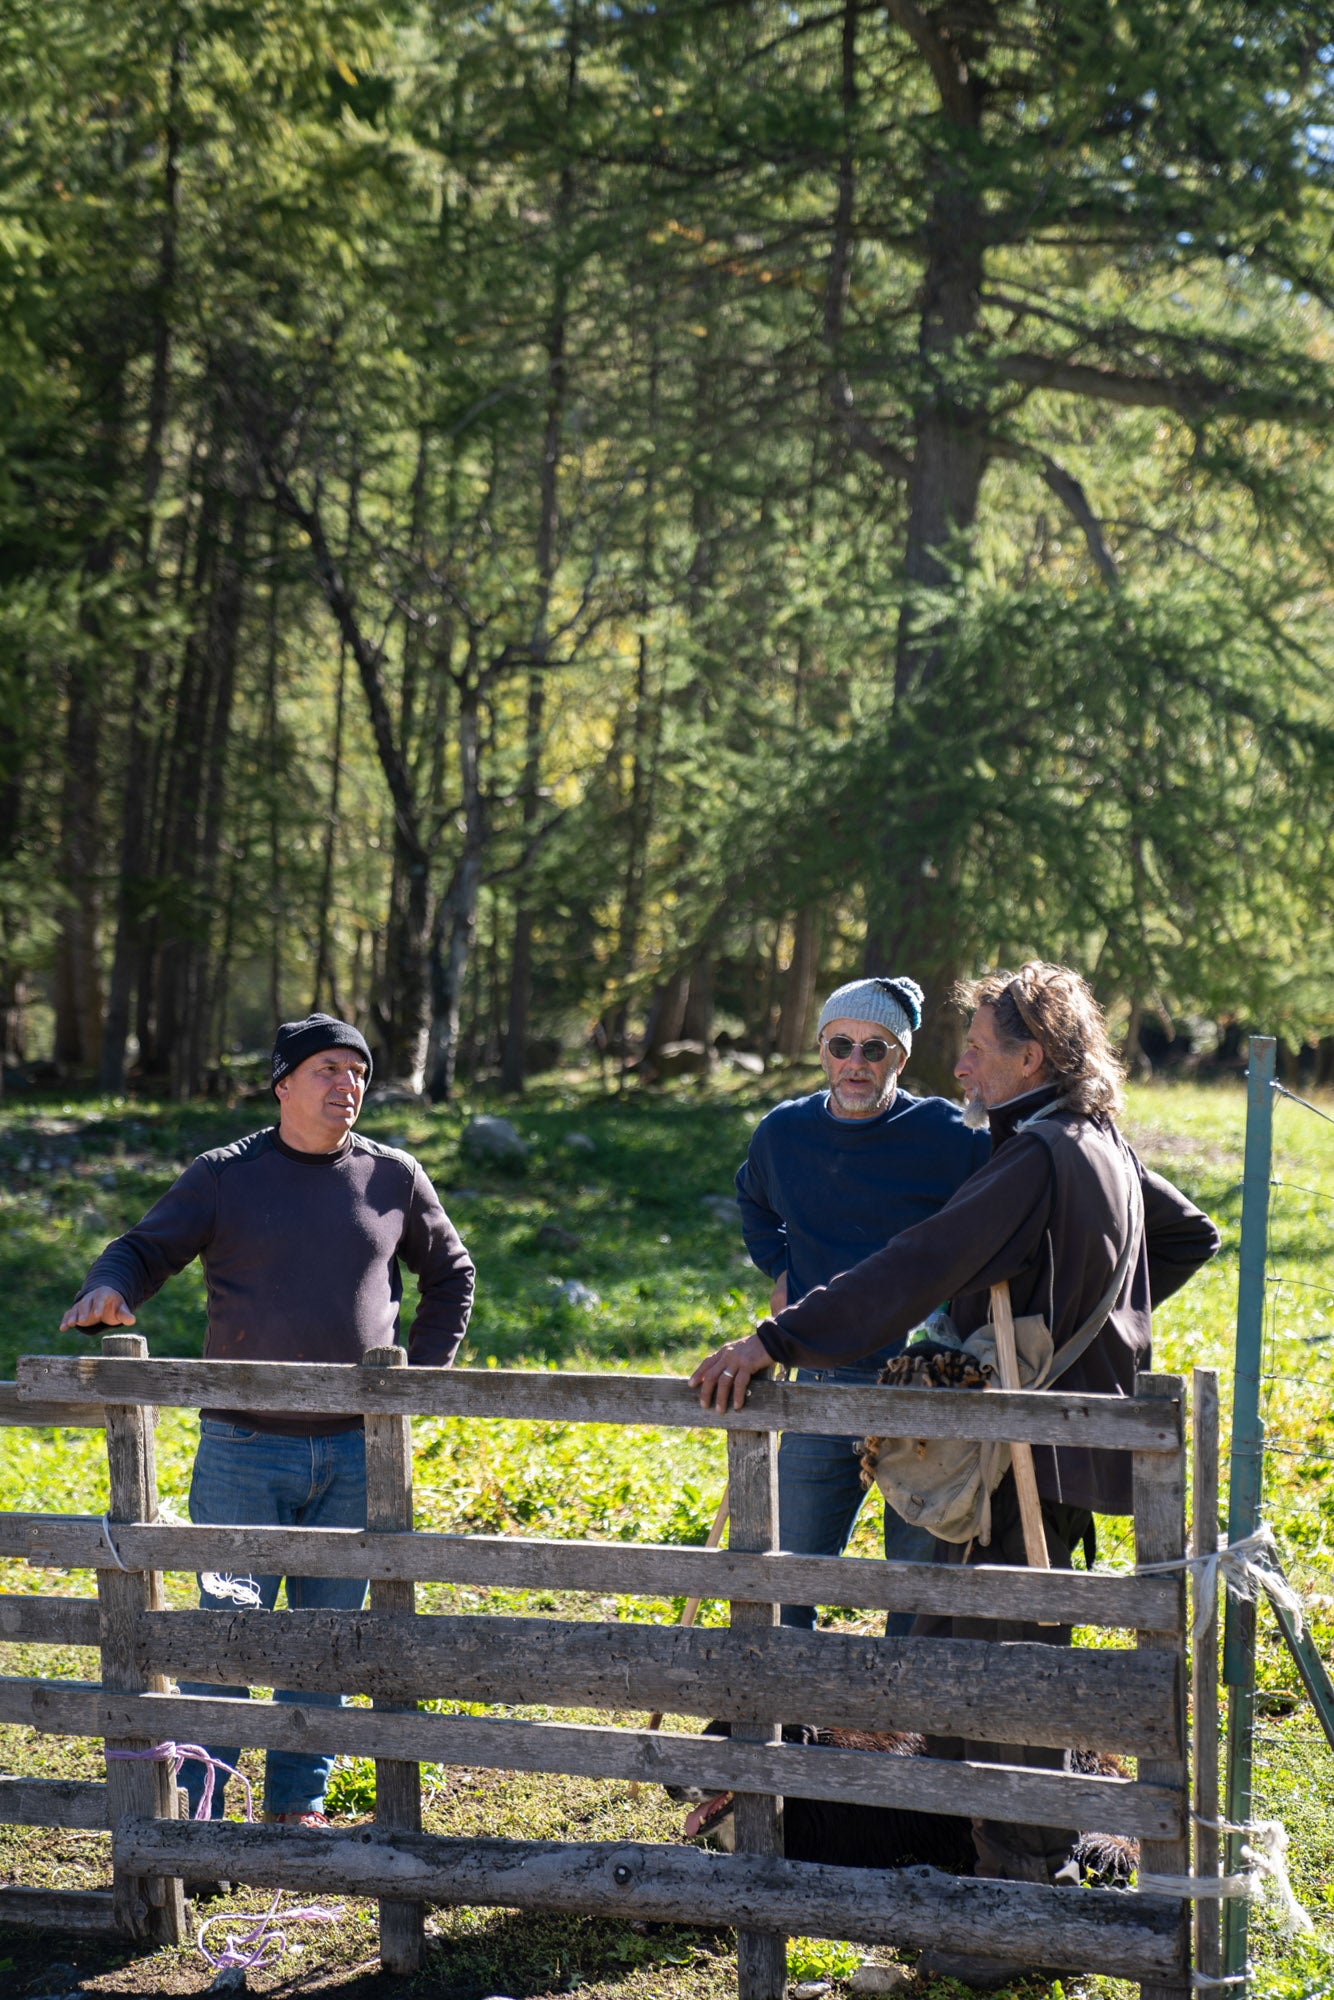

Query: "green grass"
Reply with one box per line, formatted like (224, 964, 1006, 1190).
(0, 1070, 1332, 1996)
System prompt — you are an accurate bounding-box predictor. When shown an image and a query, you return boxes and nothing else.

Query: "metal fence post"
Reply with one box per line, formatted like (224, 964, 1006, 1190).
(1222, 1036, 1275, 1981)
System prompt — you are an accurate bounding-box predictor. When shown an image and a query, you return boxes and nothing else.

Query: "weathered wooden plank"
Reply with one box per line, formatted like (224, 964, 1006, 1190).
(0, 1775, 108, 1829)
(16, 1356, 1180, 1451)
(0, 1886, 119, 1934)
(1192, 1369, 1221, 1985)
(0, 1381, 102, 1429)
(97, 1334, 183, 1948)
(0, 1677, 1182, 1836)
(363, 1346, 422, 1976)
(727, 1422, 786, 2000)
(132, 1607, 1181, 1753)
(113, 1819, 1185, 1977)
(0, 1515, 1180, 1628)
(0, 1593, 100, 1646)
(1135, 1373, 1193, 2000)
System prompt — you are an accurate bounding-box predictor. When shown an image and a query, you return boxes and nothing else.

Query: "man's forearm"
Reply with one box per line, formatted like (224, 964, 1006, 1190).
(76, 1159, 217, 1313)
(759, 1138, 1053, 1370)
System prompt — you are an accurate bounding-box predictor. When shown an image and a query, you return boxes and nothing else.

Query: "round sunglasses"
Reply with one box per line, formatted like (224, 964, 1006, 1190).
(823, 1034, 900, 1064)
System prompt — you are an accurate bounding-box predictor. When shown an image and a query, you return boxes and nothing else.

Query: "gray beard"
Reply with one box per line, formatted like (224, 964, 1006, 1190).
(829, 1077, 895, 1117)
(961, 1091, 990, 1131)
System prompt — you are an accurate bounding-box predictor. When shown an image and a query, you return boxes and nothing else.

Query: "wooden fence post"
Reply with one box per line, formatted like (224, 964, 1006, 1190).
(98, 1332, 184, 1944)
(362, 1345, 423, 1973)
(727, 1413, 787, 2000)
(1134, 1372, 1191, 2000)
(1191, 1368, 1221, 1984)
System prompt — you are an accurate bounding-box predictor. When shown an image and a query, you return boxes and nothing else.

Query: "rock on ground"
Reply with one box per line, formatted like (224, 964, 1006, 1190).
(461, 1114, 530, 1168)
(850, 1962, 911, 1994)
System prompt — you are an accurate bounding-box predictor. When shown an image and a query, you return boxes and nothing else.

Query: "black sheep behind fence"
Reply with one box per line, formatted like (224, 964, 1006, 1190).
(0, 1343, 1215, 1999)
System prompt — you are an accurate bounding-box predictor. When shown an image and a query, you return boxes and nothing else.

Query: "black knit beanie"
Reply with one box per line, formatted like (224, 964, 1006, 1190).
(271, 1014, 374, 1095)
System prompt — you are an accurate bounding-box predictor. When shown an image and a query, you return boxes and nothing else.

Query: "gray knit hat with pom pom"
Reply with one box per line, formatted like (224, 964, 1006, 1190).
(817, 976, 924, 1058)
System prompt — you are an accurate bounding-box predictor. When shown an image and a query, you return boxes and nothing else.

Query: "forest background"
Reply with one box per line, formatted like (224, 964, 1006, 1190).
(3, 0, 1334, 1103)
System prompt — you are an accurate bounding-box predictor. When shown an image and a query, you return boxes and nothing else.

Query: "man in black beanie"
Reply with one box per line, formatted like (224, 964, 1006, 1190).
(60, 1014, 474, 1842)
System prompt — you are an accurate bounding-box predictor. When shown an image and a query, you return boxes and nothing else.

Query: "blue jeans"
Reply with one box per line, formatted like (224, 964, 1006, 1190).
(778, 1368, 936, 1638)
(179, 1420, 369, 1819)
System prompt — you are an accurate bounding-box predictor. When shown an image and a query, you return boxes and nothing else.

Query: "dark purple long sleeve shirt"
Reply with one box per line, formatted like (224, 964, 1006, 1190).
(78, 1128, 475, 1434)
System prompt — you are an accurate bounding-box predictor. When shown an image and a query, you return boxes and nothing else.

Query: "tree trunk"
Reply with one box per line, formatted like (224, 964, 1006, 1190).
(680, 955, 715, 1047)
(53, 656, 104, 1072)
(641, 969, 689, 1064)
(501, 17, 576, 1095)
(264, 465, 432, 1088)
(501, 672, 545, 1094)
(310, 631, 347, 1016)
(100, 32, 183, 1091)
(425, 687, 486, 1102)
(171, 492, 249, 1097)
(0, 675, 28, 1091)
(862, 18, 989, 1096)
(776, 909, 821, 1061)
(145, 467, 223, 1082)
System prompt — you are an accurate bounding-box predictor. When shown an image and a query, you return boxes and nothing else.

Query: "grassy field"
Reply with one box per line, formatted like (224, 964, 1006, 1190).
(0, 1069, 1331, 1999)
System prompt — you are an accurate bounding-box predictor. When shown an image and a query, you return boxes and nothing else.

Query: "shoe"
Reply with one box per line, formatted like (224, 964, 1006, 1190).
(915, 1951, 1036, 1990)
(184, 1878, 232, 1901)
(264, 1810, 331, 1827)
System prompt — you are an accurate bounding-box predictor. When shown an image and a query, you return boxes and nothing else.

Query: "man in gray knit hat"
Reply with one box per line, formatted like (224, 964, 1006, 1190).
(734, 976, 989, 1632)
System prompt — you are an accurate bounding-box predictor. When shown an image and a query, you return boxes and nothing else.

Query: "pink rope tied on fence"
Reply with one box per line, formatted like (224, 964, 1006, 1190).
(197, 1889, 342, 1973)
(104, 1740, 254, 1822)
(104, 1742, 341, 1972)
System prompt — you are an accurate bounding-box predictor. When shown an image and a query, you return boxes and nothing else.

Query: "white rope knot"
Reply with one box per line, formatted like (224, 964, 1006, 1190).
(1136, 1523, 1306, 1646)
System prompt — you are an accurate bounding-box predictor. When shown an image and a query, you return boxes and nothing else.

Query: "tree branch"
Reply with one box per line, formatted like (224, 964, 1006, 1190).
(988, 440, 1120, 586)
(996, 352, 1333, 426)
(262, 460, 426, 862)
(883, 0, 974, 122)
(822, 0, 914, 487)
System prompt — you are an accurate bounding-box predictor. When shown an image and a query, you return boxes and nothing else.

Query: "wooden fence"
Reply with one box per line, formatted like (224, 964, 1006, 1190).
(0, 1340, 1217, 2000)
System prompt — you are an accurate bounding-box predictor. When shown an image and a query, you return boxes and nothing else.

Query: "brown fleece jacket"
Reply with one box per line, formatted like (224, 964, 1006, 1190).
(757, 1083, 1220, 1514)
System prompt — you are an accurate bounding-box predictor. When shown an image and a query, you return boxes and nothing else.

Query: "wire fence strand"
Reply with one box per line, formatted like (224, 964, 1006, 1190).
(1271, 1081, 1334, 1130)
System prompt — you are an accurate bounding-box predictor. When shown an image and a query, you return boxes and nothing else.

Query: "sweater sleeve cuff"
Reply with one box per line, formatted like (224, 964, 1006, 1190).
(757, 1319, 789, 1366)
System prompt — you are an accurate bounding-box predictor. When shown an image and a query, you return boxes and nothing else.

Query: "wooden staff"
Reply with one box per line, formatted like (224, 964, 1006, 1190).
(989, 1282, 1051, 1579)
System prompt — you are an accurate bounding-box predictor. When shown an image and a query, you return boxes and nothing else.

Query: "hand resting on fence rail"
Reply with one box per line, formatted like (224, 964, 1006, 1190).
(14, 1355, 1181, 1450)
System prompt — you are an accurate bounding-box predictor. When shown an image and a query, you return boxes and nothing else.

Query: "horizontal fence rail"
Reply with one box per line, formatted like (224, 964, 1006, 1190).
(121, 1608, 1182, 1754)
(0, 1515, 1182, 1631)
(1, 1610, 1182, 1754)
(0, 1677, 1180, 1838)
(0, 1774, 108, 1829)
(0, 1887, 118, 1934)
(112, 1819, 1187, 1980)
(0, 1592, 100, 1645)
(0, 1382, 102, 1429)
(15, 1357, 1181, 1451)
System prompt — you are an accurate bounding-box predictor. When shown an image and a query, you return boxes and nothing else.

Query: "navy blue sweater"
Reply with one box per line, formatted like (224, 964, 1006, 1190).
(735, 1089, 989, 1366)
